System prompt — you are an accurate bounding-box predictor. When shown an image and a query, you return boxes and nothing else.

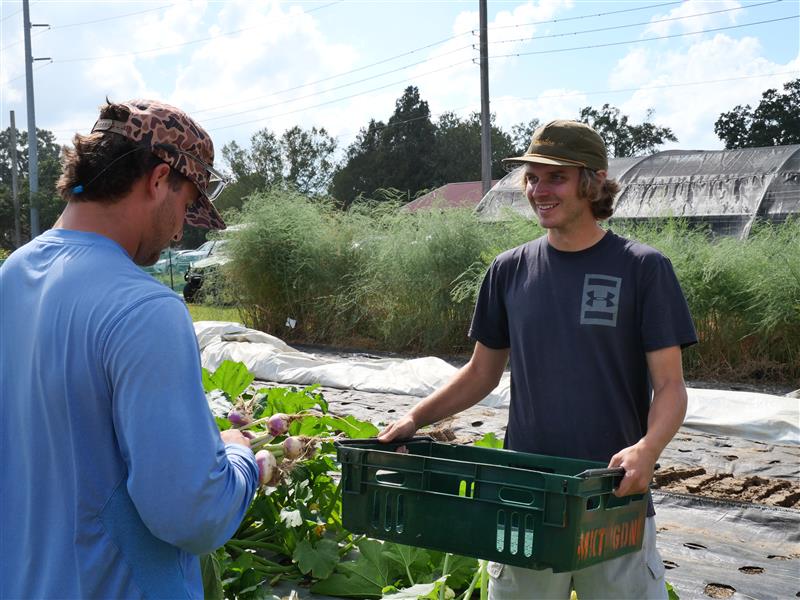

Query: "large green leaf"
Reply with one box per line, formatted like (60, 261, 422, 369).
(326, 414, 379, 439)
(200, 553, 223, 600)
(293, 538, 340, 579)
(442, 554, 479, 591)
(311, 539, 397, 599)
(261, 386, 325, 416)
(203, 360, 254, 399)
(473, 432, 503, 449)
(383, 543, 431, 586)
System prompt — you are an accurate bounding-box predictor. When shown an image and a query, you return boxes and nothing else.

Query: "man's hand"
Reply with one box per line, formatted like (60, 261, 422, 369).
(221, 428, 252, 449)
(608, 440, 659, 497)
(377, 415, 418, 443)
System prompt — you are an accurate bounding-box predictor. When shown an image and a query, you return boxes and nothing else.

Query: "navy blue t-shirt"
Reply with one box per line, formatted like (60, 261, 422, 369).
(469, 231, 697, 464)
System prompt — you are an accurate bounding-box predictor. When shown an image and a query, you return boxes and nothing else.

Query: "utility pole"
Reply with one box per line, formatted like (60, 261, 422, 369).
(9, 112, 22, 248)
(479, 0, 492, 195)
(22, 0, 50, 238)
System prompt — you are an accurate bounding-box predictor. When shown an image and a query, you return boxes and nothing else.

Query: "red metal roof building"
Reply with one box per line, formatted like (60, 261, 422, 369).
(403, 180, 499, 212)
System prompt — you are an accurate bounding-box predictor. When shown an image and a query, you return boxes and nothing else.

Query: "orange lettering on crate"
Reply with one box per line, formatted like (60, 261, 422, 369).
(577, 515, 645, 562)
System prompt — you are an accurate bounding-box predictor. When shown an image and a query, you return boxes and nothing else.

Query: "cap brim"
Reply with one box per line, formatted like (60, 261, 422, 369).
(501, 153, 587, 168)
(185, 195, 226, 230)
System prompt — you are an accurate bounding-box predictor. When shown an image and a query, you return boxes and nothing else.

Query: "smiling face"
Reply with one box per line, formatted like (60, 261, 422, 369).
(523, 163, 597, 235)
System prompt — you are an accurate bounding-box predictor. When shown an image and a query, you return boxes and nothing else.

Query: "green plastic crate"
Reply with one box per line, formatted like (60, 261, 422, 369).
(336, 438, 648, 573)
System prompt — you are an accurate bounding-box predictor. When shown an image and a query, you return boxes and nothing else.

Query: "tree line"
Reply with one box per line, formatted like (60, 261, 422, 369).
(1, 78, 799, 250)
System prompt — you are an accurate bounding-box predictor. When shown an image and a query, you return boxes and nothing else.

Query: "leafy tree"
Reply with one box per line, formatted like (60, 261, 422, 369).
(714, 78, 800, 149)
(578, 104, 677, 157)
(330, 119, 386, 208)
(432, 111, 517, 185)
(0, 127, 64, 249)
(510, 118, 540, 156)
(217, 126, 338, 214)
(332, 86, 438, 207)
(380, 86, 437, 195)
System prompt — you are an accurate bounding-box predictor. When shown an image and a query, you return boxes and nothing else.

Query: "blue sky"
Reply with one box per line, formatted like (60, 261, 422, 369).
(1, 0, 798, 171)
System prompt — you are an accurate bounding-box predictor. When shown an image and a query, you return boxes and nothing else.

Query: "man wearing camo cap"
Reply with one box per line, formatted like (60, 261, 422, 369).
(0, 99, 258, 598)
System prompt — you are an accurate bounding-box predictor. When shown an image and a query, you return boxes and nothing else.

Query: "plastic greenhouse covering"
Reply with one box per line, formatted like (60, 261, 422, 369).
(475, 144, 800, 238)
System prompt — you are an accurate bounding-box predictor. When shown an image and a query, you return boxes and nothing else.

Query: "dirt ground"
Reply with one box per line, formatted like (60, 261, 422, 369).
(651, 466, 800, 508)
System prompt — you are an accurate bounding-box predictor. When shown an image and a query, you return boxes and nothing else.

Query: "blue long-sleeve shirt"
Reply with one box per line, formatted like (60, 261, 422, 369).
(0, 230, 258, 599)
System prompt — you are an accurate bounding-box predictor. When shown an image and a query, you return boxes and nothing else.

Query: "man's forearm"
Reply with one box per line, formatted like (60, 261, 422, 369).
(640, 380, 688, 457)
(409, 362, 502, 428)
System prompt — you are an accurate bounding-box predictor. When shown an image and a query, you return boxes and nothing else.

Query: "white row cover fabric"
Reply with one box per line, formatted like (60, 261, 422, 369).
(195, 321, 511, 405)
(195, 321, 798, 445)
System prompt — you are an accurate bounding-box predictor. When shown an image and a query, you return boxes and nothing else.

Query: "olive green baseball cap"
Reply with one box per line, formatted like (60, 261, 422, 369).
(503, 119, 608, 171)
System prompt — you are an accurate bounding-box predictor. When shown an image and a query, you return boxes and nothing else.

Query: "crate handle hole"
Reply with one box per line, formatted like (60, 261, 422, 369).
(459, 479, 475, 498)
(586, 496, 602, 511)
(396, 495, 405, 533)
(496, 510, 506, 552)
(509, 512, 520, 555)
(499, 487, 535, 506)
(375, 469, 406, 486)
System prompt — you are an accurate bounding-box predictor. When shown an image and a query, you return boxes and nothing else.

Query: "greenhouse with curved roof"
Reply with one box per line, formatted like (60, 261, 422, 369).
(475, 144, 800, 238)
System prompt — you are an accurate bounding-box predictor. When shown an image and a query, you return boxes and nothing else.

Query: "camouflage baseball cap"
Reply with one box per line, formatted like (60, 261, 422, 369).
(91, 99, 227, 230)
(503, 120, 608, 172)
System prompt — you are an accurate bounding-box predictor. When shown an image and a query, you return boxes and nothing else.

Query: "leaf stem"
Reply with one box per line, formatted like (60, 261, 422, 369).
(439, 553, 451, 600)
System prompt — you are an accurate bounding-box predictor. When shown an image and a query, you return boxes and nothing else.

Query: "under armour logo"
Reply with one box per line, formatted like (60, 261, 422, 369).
(581, 275, 622, 327)
(585, 291, 616, 308)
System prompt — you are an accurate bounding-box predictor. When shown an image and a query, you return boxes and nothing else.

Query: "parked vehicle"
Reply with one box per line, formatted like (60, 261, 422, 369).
(182, 240, 231, 302)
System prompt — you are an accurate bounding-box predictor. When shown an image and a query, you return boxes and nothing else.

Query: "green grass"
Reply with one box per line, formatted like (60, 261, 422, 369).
(187, 304, 243, 323)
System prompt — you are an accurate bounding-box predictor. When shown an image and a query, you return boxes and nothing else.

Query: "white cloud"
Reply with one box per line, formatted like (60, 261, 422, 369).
(167, 0, 366, 150)
(611, 34, 800, 149)
(645, 0, 742, 37)
(404, 0, 575, 130)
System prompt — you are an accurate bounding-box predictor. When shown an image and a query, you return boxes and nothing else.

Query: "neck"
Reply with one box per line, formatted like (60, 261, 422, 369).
(57, 192, 144, 259)
(547, 221, 607, 252)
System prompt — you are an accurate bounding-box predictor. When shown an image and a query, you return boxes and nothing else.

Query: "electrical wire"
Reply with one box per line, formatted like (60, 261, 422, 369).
(491, 0, 782, 46)
(491, 15, 799, 60)
(201, 43, 474, 122)
(485, 0, 684, 32)
(54, 0, 342, 64)
(49, 3, 177, 30)
(208, 58, 475, 132)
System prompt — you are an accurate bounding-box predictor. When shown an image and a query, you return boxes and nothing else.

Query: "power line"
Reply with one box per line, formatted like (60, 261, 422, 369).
(512, 70, 800, 102)
(183, 4, 789, 124)
(0, 26, 46, 53)
(491, 0, 781, 46)
(194, 1, 696, 116)
(193, 32, 472, 115)
(1, 7, 23, 24)
(195, 0, 783, 121)
(201, 43, 474, 122)
(44, 70, 800, 137)
(54, 0, 342, 64)
(492, 15, 799, 60)
(194, 16, 800, 128)
(3, 59, 52, 84)
(49, 3, 177, 30)
(208, 58, 475, 132)
(486, 0, 683, 32)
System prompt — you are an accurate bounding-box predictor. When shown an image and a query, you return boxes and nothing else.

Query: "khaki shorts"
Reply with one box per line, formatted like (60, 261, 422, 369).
(488, 517, 667, 600)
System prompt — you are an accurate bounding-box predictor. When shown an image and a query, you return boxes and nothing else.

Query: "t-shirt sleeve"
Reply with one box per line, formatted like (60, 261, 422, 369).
(640, 254, 698, 352)
(102, 294, 258, 555)
(468, 258, 511, 350)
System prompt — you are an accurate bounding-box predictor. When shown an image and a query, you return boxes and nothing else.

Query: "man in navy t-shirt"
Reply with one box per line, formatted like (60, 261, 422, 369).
(379, 120, 697, 599)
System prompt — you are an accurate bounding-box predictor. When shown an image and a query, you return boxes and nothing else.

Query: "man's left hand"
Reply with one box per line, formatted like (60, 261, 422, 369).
(608, 441, 659, 497)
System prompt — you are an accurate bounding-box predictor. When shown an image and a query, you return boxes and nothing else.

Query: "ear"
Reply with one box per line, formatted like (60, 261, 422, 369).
(594, 169, 608, 184)
(146, 163, 172, 199)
